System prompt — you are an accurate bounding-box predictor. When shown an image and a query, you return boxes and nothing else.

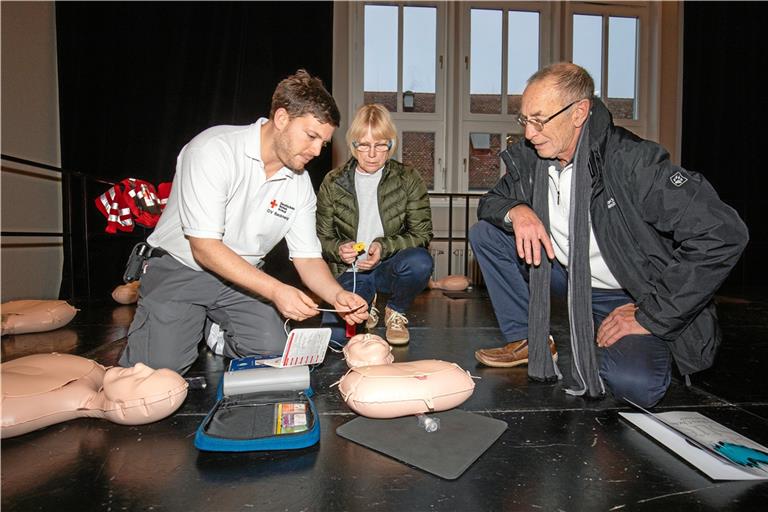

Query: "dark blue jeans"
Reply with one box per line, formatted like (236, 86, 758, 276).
(469, 220, 672, 407)
(322, 247, 433, 326)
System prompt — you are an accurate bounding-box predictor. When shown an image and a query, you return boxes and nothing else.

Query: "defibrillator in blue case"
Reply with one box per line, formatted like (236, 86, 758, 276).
(194, 357, 320, 452)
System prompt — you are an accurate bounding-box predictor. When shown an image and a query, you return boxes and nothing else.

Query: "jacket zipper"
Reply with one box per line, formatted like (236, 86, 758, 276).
(507, 157, 530, 201)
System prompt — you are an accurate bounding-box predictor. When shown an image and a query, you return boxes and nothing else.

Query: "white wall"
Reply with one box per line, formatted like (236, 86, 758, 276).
(1, 1, 63, 301)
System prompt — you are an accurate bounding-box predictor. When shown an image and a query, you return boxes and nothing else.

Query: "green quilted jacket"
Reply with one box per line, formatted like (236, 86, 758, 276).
(316, 157, 433, 276)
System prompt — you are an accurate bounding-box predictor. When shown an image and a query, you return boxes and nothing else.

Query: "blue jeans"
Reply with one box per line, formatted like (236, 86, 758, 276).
(322, 247, 433, 327)
(469, 220, 672, 407)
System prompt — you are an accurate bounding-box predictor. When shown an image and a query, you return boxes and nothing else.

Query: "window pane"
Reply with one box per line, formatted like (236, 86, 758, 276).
(507, 11, 539, 115)
(470, 9, 502, 114)
(608, 16, 637, 119)
(572, 14, 602, 97)
(468, 132, 501, 190)
(403, 6, 436, 113)
(364, 5, 398, 111)
(402, 131, 435, 190)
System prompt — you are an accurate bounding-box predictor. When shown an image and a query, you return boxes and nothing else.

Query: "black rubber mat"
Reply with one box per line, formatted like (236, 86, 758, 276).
(336, 409, 507, 479)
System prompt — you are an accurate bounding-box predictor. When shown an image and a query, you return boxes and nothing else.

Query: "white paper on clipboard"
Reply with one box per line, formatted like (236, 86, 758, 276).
(258, 328, 332, 368)
(620, 411, 768, 480)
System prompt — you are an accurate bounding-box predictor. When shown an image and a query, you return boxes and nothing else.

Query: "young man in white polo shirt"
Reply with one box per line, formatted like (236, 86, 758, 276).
(120, 70, 368, 374)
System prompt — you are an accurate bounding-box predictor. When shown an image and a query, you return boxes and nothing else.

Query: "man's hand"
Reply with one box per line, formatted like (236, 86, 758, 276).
(356, 242, 382, 271)
(271, 283, 320, 322)
(508, 204, 554, 266)
(338, 241, 359, 265)
(334, 290, 369, 325)
(596, 303, 651, 348)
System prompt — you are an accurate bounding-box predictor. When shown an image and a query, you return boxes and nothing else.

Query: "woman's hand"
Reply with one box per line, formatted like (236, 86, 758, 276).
(356, 242, 382, 271)
(338, 241, 359, 264)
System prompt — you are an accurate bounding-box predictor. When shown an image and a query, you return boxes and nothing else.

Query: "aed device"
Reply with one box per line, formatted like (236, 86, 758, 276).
(194, 357, 320, 452)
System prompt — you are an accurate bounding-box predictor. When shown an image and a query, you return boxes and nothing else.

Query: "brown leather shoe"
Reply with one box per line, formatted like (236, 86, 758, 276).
(475, 337, 557, 368)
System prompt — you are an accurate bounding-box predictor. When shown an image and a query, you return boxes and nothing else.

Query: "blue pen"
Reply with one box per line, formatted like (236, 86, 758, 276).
(715, 442, 768, 471)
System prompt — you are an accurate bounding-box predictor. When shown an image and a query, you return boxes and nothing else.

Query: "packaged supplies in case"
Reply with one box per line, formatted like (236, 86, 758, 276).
(194, 363, 320, 452)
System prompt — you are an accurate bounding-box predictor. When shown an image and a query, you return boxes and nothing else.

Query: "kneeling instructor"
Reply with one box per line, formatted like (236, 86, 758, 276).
(120, 70, 368, 374)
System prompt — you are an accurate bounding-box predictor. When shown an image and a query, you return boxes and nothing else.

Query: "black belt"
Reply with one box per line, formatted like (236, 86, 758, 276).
(146, 246, 168, 258)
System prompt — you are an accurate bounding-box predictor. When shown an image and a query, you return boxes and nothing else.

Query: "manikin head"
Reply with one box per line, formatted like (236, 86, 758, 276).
(343, 333, 394, 368)
(101, 363, 185, 404)
(1, 354, 187, 438)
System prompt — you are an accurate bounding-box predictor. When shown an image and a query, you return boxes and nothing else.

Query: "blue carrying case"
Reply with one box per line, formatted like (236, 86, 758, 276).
(194, 356, 320, 452)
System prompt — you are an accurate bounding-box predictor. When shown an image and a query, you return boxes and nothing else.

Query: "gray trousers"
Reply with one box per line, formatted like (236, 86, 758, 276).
(119, 254, 286, 374)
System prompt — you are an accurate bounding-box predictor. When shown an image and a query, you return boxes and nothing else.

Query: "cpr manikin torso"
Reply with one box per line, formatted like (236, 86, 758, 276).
(112, 281, 141, 304)
(428, 275, 471, 291)
(1, 353, 188, 438)
(337, 334, 475, 419)
(1, 300, 78, 335)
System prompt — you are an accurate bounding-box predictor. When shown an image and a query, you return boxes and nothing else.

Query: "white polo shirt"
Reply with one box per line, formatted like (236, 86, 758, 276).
(148, 118, 322, 271)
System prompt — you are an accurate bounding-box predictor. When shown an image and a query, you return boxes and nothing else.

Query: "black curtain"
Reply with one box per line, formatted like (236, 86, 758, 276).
(56, 1, 334, 300)
(682, 1, 766, 290)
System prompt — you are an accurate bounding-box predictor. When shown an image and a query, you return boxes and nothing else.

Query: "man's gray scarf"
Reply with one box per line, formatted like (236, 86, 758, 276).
(527, 120, 605, 398)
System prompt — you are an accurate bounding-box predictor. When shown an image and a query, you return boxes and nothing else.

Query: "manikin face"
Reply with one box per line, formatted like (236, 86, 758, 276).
(520, 78, 582, 165)
(273, 111, 335, 172)
(353, 126, 390, 173)
(103, 363, 184, 400)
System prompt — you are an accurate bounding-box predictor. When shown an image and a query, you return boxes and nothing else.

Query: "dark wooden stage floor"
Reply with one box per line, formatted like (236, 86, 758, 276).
(2, 287, 767, 511)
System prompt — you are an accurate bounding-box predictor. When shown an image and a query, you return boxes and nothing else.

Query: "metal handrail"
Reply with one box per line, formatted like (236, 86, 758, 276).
(1, 153, 115, 185)
(2, 154, 118, 300)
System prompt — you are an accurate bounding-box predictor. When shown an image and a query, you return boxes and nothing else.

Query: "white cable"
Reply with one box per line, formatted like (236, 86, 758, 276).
(315, 257, 360, 313)
(283, 253, 363, 337)
(315, 305, 362, 313)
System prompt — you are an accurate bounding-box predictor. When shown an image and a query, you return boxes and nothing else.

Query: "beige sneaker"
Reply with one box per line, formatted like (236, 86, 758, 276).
(384, 306, 409, 345)
(366, 294, 379, 330)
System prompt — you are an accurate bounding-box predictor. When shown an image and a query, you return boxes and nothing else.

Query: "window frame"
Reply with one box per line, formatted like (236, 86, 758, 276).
(350, 1, 448, 191)
(563, 1, 651, 138)
(339, 1, 662, 194)
(456, 1, 551, 192)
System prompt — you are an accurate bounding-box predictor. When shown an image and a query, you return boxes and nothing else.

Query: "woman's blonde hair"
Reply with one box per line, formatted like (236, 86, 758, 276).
(346, 104, 398, 158)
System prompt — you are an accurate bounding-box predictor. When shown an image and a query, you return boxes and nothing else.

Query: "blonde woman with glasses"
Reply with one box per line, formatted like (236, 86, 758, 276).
(316, 104, 433, 345)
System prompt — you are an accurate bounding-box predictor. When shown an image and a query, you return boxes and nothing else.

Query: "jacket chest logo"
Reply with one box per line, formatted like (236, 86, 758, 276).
(670, 171, 688, 187)
(266, 198, 294, 220)
(607, 198, 616, 209)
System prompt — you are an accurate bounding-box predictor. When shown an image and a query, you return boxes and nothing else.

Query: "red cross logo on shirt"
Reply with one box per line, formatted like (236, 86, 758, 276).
(270, 199, 277, 208)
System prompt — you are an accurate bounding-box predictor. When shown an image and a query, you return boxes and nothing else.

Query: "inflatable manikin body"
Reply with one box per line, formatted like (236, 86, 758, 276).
(1, 353, 188, 439)
(1, 300, 78, 335)
(111, 281, 141, 304)
(337, 334, 476, 419)
(427, 275, 471, 291)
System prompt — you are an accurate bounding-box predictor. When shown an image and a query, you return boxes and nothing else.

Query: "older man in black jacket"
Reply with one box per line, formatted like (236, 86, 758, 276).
(469, 62, 748, 407)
